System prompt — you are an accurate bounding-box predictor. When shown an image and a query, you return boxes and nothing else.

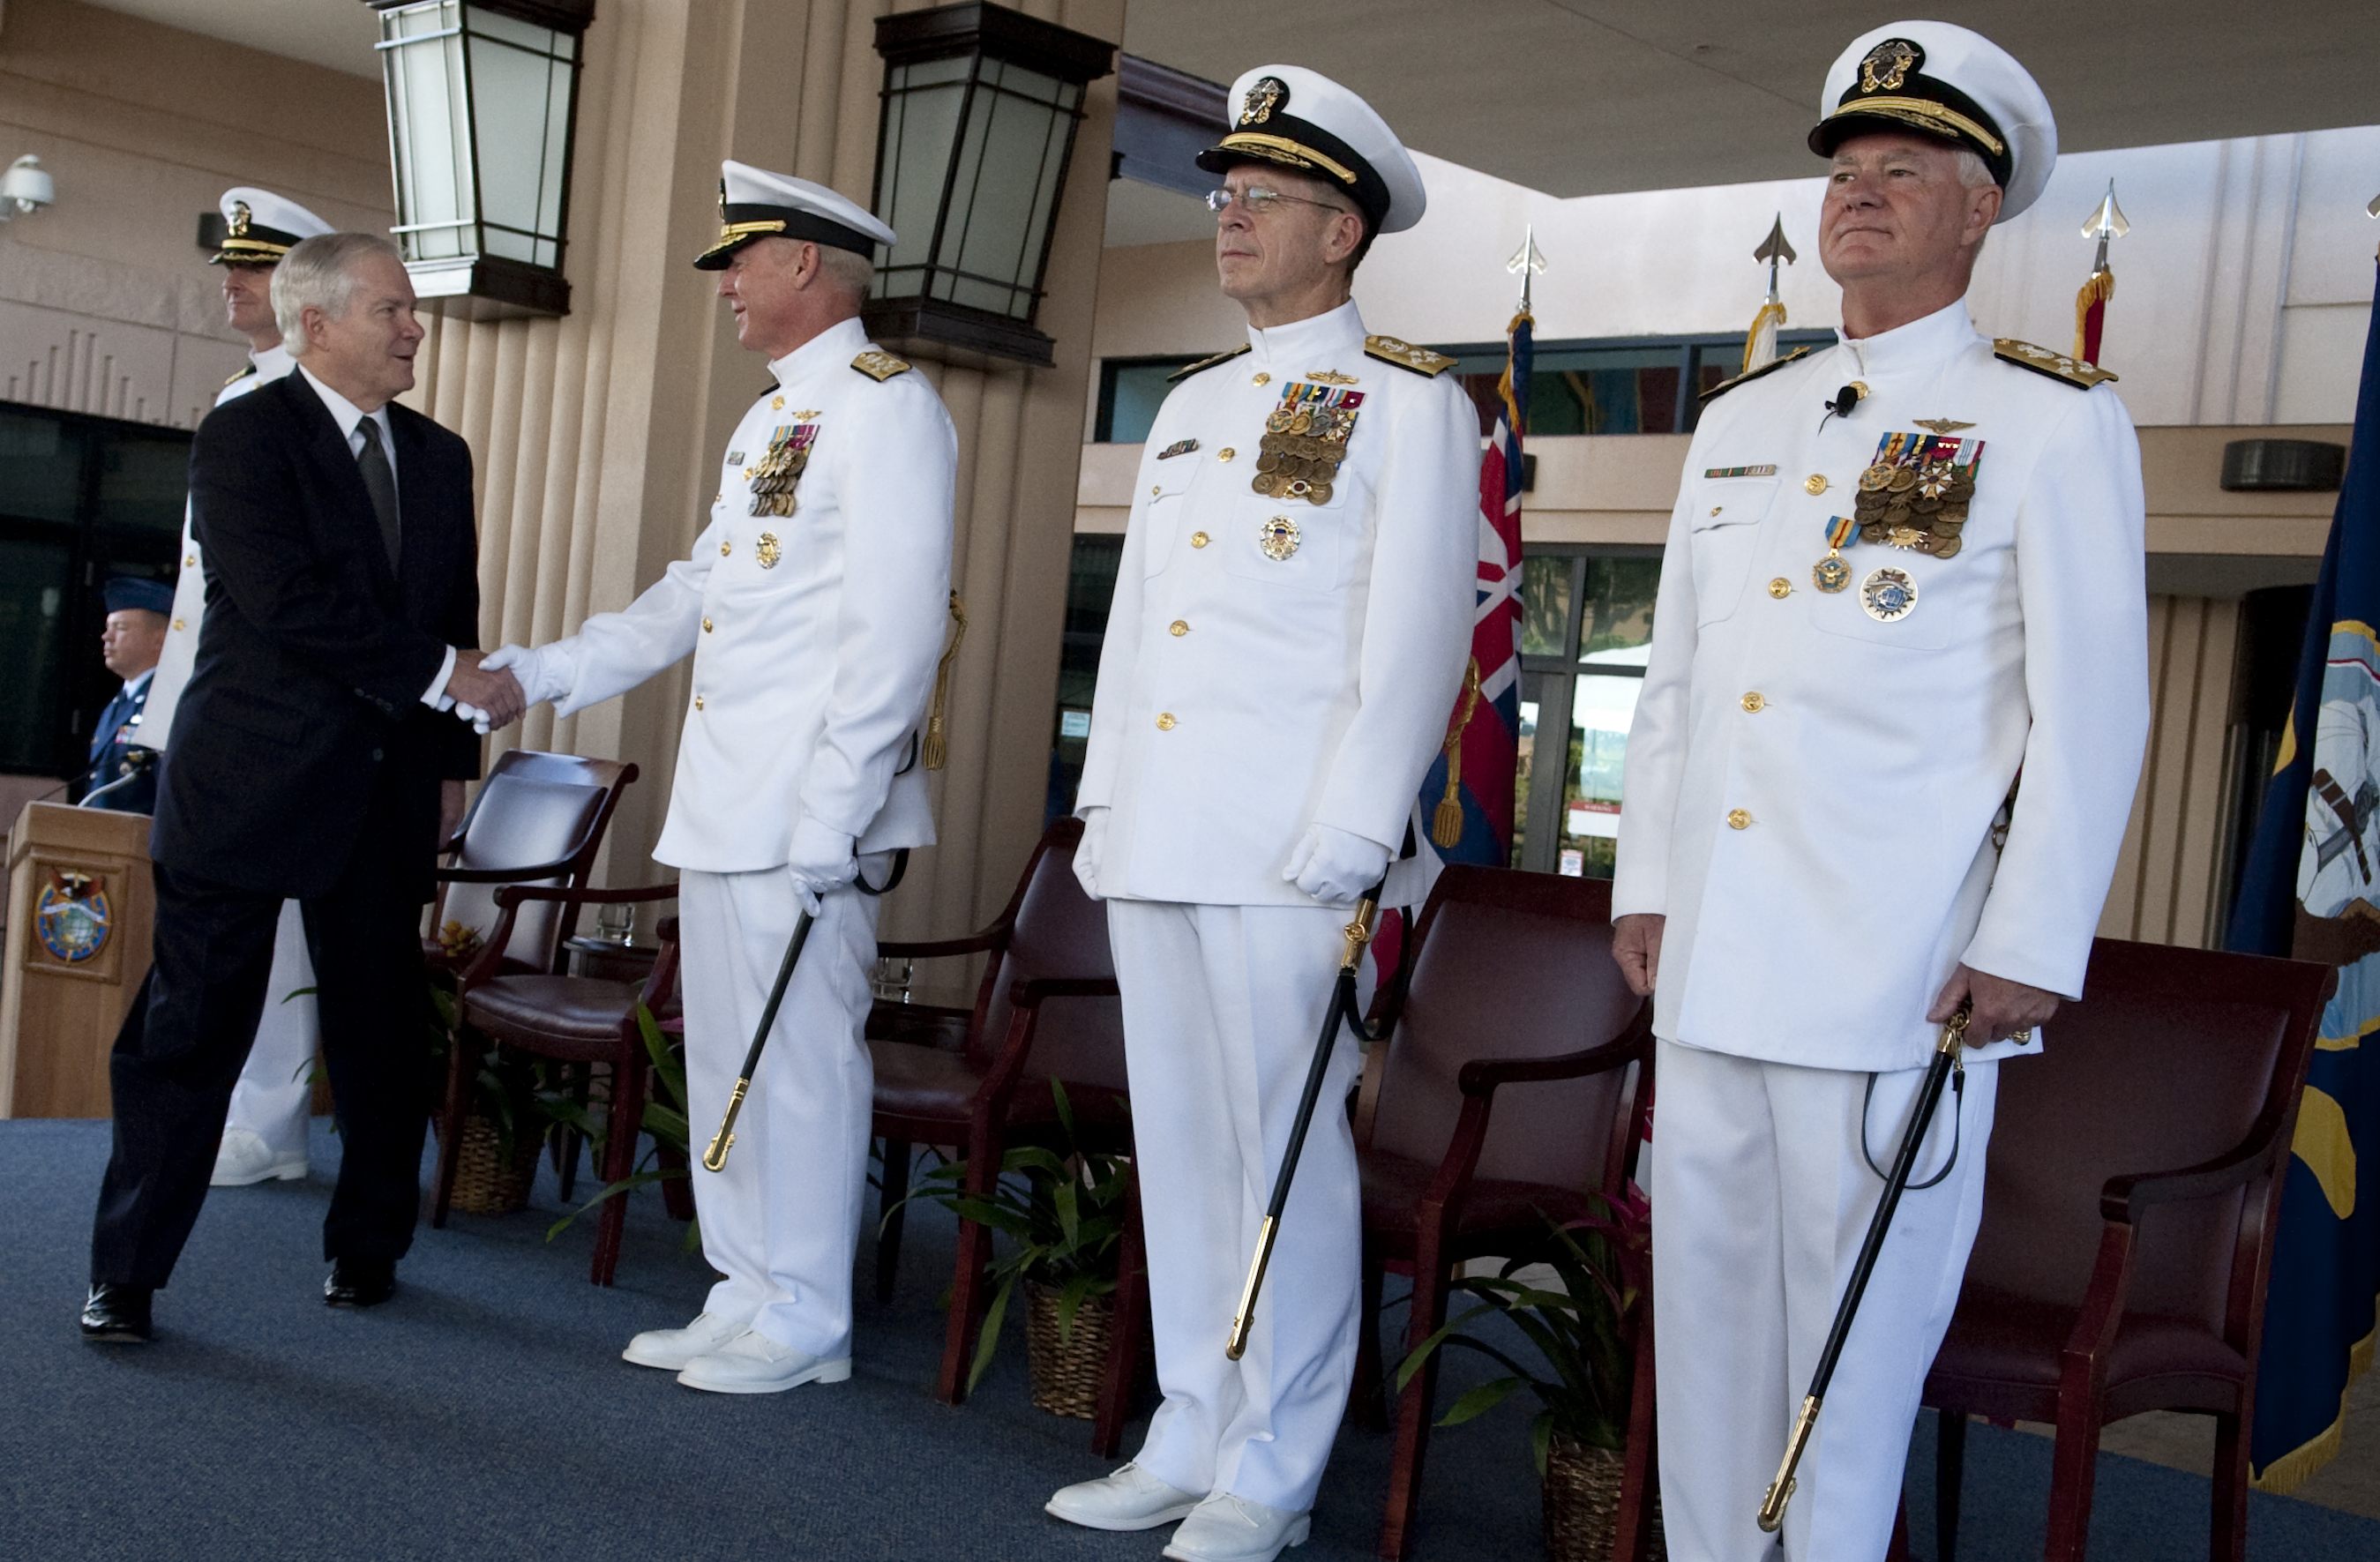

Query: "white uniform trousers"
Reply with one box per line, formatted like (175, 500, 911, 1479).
(1109, 900, 1366, 1513)
(677, 864, 882, 1358)
(221, 900, 320, 1158)
(1650, 1038, 1997, 1562)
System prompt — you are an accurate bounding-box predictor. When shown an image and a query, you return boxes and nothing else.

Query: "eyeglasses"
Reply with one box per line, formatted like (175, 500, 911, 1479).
(1205, 185, 1349, 219)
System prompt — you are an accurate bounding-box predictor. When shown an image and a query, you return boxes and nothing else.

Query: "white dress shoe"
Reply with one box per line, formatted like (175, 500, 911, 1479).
(622, 1312, 747, 1371)
(1045, 1462, 1204, 1532)
(210, 1128, 308, 1186)
(675, 1328, 851, 1394)
(1162, 1493, 1312, 1562)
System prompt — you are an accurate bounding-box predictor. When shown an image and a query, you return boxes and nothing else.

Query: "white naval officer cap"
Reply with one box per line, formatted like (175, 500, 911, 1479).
(1810, 21, 2057, 223)
(694, 161, 899, 270)
(212, 187, 333, 265)
(1197, 65, 1426, 235)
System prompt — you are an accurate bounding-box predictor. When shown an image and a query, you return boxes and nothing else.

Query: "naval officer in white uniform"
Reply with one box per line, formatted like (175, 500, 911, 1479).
(484, 163, 954, 1394)
(141, 187, 338, 1188)
(1613, 22, 2150, 1560)
(1050, 67, 1476, 1562)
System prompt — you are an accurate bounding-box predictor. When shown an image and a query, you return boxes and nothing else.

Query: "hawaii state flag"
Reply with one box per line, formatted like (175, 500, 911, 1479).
(1373, 311, 1531, 979)
(2224, 255, 2380, 1491)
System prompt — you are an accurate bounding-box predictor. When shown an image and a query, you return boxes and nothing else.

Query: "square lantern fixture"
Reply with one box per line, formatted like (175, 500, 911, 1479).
(365, 0, 592, 319)
(868, 3, 1114, 367)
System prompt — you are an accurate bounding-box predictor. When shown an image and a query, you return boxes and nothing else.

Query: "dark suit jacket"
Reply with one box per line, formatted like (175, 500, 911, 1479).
(158, 371, 481, 902)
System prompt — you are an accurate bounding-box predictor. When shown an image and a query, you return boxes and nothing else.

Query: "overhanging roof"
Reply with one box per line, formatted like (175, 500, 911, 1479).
(1123, 0, 2380, 198)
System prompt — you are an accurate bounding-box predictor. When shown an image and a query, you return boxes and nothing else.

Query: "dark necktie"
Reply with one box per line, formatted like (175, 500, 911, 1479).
(355, 415, 401, 572)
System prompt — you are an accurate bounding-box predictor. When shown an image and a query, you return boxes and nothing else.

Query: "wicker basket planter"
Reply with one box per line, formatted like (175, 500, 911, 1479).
(1543, 1432, 1664, 1562)
(1024, 1281, 1119, 1418)
(449, 1112, 543, 1215)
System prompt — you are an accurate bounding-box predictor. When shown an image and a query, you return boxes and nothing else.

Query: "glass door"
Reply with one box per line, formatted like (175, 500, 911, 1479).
(1510, 548, 1661, 878)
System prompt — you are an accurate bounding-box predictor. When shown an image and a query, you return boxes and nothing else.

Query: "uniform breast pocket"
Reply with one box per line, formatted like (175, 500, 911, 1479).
(1221, 490, 1353, 594)
(1141, 469, 1193, 578)
(1686, 477, 1779, 625)
(1807, 554, 1958, 652)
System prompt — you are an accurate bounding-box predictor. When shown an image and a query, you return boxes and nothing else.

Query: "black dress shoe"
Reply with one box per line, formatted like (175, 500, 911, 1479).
(324, 1259, 396, 1309)
(81, 1282, 153, 1342)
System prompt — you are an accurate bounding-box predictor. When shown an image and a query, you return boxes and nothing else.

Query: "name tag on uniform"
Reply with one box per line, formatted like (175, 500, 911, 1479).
(1704, 464, 1778, 478)
(1157, 438, 1200, 460)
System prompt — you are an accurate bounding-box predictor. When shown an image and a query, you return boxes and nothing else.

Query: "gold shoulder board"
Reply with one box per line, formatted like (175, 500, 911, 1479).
(1993, 339, 2118, 388)
(1167, 343, 1252, 383)
(1697, 346, 1814, 405)
(221, 364, 258, 388)
(1363, 334, 1456, 377)
(851, 350, 911, 382)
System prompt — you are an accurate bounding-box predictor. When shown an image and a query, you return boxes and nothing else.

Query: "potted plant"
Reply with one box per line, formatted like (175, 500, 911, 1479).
(902, 1080, 1134, 1416)
(545, 1003, 703, 1251)
(1396, 1185, 1658, 1562)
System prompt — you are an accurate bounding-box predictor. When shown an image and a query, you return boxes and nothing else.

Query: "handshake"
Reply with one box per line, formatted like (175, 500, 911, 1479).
(443, 643, 576, 734)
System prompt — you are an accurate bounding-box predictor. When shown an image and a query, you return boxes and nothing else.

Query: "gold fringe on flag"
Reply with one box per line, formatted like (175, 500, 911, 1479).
(1495, 310, 1531, 432)
(1431, 658, 1485, 848)
(921, 591, 967, 772)
(1741, 298, 1788, 377)
(2073, 265, 2115, 364)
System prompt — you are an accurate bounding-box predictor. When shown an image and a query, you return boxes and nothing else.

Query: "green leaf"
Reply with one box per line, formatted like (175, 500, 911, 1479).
(967, 1274, 1019, 1394)
(1437, 1377, 1523, 1426)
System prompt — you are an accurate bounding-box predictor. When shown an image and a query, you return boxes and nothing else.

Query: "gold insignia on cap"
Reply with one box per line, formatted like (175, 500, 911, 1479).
(1363, 335, 1456, 377)
(228, 201, 252, 239)
(1860, 39, 1918, 94)
(851, 350, 911, 381)
(1240, 77, 1287, 127)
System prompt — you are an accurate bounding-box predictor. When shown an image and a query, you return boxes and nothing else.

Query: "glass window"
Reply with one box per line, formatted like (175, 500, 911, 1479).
(1096, 357, 1205, 443)
(1520, 555, 1572, 660)
(1560, 673, 1640, 879)
(0, 539, 71, 772)
(1577, 557, 1660, 665)
(1511, 693, 1538, 870)
(1047, 533, 1124, 825)
(0, 409, 86, 524)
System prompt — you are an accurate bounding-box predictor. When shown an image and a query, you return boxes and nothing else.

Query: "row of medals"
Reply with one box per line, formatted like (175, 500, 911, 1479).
(1251, 402, 1356, 505)
(747, 429, 812, 520)
(1812, 452, 1975, 597)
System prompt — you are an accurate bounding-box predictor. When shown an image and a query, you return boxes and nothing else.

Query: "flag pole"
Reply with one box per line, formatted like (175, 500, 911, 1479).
(2075, 183, 2128, 366)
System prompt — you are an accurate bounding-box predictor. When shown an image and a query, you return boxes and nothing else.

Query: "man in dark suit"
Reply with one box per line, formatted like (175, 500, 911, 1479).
(82, 232, 525, 1341)
(81, 577, 173, 813)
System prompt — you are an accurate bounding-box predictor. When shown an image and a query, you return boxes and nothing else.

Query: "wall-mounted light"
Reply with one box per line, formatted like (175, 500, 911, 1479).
(865, 2, 1114, 367)
(363, 0, 592, 319)
(0, 155, 55, 220)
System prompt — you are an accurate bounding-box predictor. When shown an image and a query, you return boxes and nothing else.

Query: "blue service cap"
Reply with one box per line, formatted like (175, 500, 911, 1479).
(102, 577, 173, 617)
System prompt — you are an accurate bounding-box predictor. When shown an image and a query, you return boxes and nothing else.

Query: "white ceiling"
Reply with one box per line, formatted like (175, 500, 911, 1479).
(83, 1, 2380, 194)
(84, 0, 382, 79)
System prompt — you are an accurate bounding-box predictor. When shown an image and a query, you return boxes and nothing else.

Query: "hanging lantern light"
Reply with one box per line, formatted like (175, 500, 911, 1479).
(364, 0, 593, 319)
(866, 2, 1114, 367)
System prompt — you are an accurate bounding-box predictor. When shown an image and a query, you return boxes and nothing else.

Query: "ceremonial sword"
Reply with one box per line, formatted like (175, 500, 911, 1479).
(1225, 878, 1385, 1361)
(1757, 1005, 1972, 1534)
(702, 848, 909, 1173)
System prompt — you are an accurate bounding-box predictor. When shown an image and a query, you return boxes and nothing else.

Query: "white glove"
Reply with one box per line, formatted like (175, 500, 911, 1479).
(788, 814, 858, 917)
(1072, 807, 1110, 902)
(481, 642, 576, 708)
(1284, 823, 1390, 905)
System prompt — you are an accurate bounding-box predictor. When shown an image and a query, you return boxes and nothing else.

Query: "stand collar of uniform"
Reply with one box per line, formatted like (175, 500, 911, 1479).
(767, 314, 872, 388)
(1832, 297, 1983, 379)
(250, 341, 294, 380)
(1243, 297, 1366, 369)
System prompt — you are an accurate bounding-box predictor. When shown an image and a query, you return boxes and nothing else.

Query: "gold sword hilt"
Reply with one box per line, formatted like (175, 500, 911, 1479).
(1338, 893, 1381, 972)
(1758, 1394, 1820, 1532)
(702, 1076, 751, 1172)
(1225, 1215, 1278, 1361)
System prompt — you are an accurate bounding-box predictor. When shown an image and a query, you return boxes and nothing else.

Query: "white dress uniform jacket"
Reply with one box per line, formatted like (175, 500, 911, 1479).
(1615, 302, 2149, 1072)
(145, 343, 298, 747)
(1078, 300, 1477, 902)
(547, 316, 955, 864)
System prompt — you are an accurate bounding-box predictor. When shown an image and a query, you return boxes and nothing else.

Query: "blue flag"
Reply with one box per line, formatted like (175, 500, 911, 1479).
(2226, 258, 2380, 1491)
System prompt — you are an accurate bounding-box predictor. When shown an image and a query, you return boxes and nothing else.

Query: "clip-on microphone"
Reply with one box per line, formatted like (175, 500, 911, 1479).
(1826, 383, 1862, 418)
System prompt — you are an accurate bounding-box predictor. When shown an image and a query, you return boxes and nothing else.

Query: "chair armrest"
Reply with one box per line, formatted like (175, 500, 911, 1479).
(1009, 975, 1121, 1004)
(438, 854, 585, 885)
(876, 930, 1007, 961)
(491, 881, 680, 908)
(1456, 1016, 1651, 1098)
(2100, 1136, 2281, 1224)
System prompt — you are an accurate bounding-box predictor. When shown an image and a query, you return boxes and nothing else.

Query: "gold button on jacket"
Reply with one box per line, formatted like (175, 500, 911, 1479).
(1740, 691, 1765, 713)
(1156, 712, 1177, 730)
(702, 617, 714, 632)
(1190, 531, 1209, 549)
(694, 694, 705, 711)
(1170, 620, 1190, 636)
(1804, 474, 1829, 495)
(1725, 808, 1752, 830)
(1768, 578, 1792, 598)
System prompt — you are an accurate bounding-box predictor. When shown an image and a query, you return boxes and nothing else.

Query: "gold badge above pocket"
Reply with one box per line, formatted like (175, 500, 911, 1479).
(756, 532, 782, 569)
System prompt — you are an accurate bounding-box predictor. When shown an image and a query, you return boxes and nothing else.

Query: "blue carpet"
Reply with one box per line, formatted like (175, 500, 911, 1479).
(2, 1118, 2373, 1560)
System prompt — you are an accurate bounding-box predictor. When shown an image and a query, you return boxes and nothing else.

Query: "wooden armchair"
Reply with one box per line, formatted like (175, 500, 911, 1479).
(430, 880, 682, 1286)
(1921, 938, 2333, 1562)
(428, 749, 636, 978)
(1352, 866, 1655, 1561)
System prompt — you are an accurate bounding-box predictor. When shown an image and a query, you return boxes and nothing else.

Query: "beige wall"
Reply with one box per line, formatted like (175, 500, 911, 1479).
(0, 0, 393, 424)
(401, 0, 1124, 998)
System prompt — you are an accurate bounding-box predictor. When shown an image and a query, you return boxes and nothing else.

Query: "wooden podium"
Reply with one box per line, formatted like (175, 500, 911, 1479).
(1, 802, 153, 1117)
